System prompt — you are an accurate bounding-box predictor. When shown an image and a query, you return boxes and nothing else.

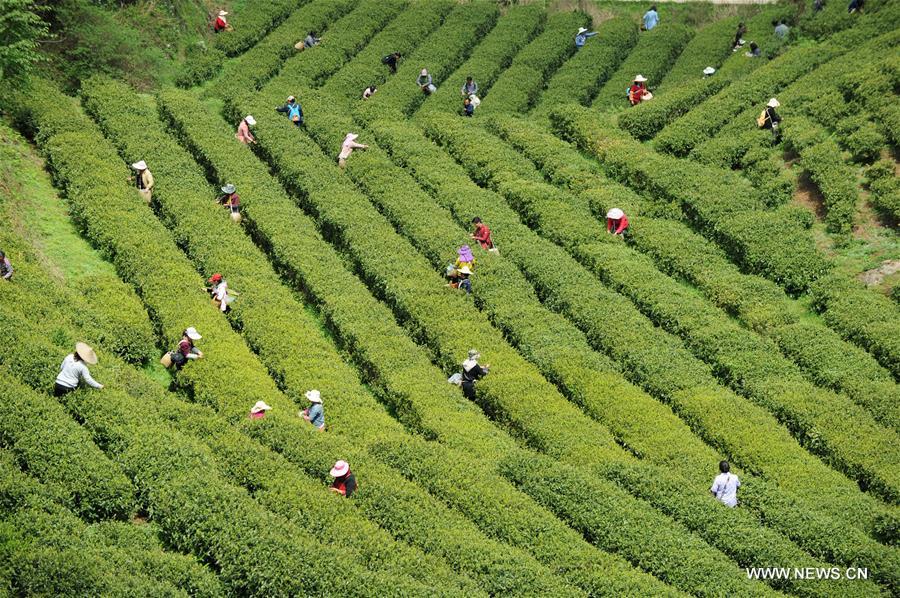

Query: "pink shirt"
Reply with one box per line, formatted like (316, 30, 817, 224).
(236, 120, 254, 144)
(338, 139, 365, 160)
(249, 411, 266, 419)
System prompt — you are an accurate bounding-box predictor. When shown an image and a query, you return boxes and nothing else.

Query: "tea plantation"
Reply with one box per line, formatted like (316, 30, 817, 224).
(0, 0, 898, 595)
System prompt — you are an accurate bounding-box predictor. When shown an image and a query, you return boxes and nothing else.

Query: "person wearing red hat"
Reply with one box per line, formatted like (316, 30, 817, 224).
(329, 460, 357, 497)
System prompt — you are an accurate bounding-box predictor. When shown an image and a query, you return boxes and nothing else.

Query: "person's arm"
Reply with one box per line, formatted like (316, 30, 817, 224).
(275, 105, 289, 114)
(350, 141, 367, 149)
(615, 217, 628, 234)
(710, 480, 719, 498)
(585, 31, 597, 37)
(144, 171, 154, 190)
(78, 363, 104, 389)
(606, 218, 613, 233)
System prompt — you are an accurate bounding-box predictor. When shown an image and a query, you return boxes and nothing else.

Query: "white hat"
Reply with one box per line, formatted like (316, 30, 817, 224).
(131, 160, 148, 170)
(607, 207, 624, 219)
(287, 95, 295, 102)
(185, 327, 202, 340)
(75, 342, 98, 365)
(634, 75, 647, 82)
(458, 266, 472, 275)
(703, 67, 715, 75)
(344, 133, 358, 142)
(250, 400, 272, 414)
(221, 183, 236, 194)
(467, 349, 480, 360)
(767, 98, 780, 108)
(305, 389, 322, 403)
(218, 10, 228, 16)
(244, 115, 256, 126)
(330, 460, 350, 477)
(577, 27, 588, 35)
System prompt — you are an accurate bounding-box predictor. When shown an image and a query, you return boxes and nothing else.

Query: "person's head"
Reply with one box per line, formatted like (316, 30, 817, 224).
(471, 217, 482, 225)
(221, 183, 236, 195)
(0, 251, 5, 259)
(467, 348, 480, 361)
(464, 97, 471, 106)
(244, 115, 256, 127)
(209, 273, 223, 284)
(779, 20, 786, 25)
(738, 21, 744, 27)
(771, 19, 778, 27)
(719, 460, 730, 474)
(650, 5, 657, 11)
(394, 52, 401, 58)
(75, 342, 98, 365)
(250, 401, 272, 415)
(368, 85, 376, 91)
(466, 76, 473, 83)
(330, 460, 350, 479)
(287, 95, 295, 104)
(309, 30, 316, 37)
(749, 41, 759, 51)
(305, 389, 322, 404)
(420, 68, 428, 77)
(183, 327, 202, 342)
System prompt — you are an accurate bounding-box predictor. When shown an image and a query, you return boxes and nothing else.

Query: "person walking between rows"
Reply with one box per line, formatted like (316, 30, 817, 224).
(250, 401, 272, 419)
(575, 27, 597, 49)
(642, 6, 659, 31)
(732, 22, 747, 51)
(213, 10, 231, 33)
(217, 184, 242, 222)
(338, 133, 368, 169)
(131, 160, 154, 204)
(275, 95, 304, 127)
(418, 69, 436, 95)
(607, 208, 629, 236)
(461, 349, 489, 400)
(235, 115, 256, 144)
(301, 389, 325, 431)
(471, 217, 494, 250)
(1, 250, 14, 281)
(711, 460, 740, 507)
(330, 460, 357, 497)
(382, 52, 402, 74)
(628, 75, 651, 106)
(54, 342, 103, 396)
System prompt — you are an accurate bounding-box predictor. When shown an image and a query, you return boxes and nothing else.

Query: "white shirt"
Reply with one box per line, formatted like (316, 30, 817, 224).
(55, 354, 103, 389)
(213, 281, 229, 312)
(711, 472, 740, 507)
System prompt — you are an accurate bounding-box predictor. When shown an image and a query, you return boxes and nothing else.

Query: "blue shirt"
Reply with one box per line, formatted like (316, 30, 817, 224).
(643, 10, 659, 30)
(574, 31, 596, 48)
(307, 403, 324, 429)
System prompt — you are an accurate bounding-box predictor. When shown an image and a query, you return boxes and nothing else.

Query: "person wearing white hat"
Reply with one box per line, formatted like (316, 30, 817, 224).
(249, 401, 272, 420)
(628, 75, 650, 106)
(460, 349, 489, 400)
(217, 184, 241, 222)
(338, 133, 368, 169)
(235, 115, 256, 145)
(213, 10, 231, 33)
(417, 69, 436, 95)
(606, 207, 629, 236)
(173, 327, 203, 369)
(758, 98, 782, 139)
(54, 342, 103, 396)
(575, 26, 597, 49)
(329, 460, 357, 497)
(131, 160, 154, 204)
(301, 390, 325, 431)
(702, 67, 716, 77)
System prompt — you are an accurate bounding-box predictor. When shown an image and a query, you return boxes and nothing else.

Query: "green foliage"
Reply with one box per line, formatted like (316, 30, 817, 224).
(212, 0, 305, 57)
(617, 77, 728, 140)
(835, 115, 886, 163)
(592, 23, 694, 108)
(865, 159, 900, 222)
(659, 16, 739, 90)
(0, 0, 48, 82)
(174, 43, 226, 88)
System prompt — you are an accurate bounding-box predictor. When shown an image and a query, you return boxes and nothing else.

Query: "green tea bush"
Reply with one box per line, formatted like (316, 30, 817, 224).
(261, 0, 406, 92)
(835, 115, 887, 163)
(355, 2, 499, 122)
(0, 363, 134, 522)
(658, 16, 740, 90)
(207, 0, 358, 97)
(481, 11, 590, 114)
(617, 77, 727, 140)
(321, 0, 457, 100)
(174, 44, 227, 88)
(530, 17, 638, 118)
(212, 0, 307, 57)
(417, 5, 544, 115)
(865, 159, 900, 222)
(592, 24, 694, 108)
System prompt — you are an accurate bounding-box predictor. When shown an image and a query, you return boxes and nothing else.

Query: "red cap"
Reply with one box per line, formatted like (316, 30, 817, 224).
(208, 273, 222, 283)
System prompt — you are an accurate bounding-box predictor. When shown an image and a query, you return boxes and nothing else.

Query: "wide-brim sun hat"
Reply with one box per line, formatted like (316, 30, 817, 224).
(131, 160, 148, 171)
(250, 400, 272, 414)
(305, 389, 322, 403)
(634, 75, 648, 82)
(75, 342, 98, 365)
(703, 67, 715, 75)
(330, 460, 350, 477)
(458, 266, 473, 275)
(577, 27, 588, 34)
(244, 115, 256, 126)
(467, 349, 480, 359)
(218, 10, 228, 16)
(767, 98, 780, 108)
(185, 327, 202, 341)
(221, 184, 236, 194)
(607, 207, 625, 219)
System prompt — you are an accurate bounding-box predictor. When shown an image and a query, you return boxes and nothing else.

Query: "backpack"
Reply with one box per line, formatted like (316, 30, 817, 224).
(169, 350, 187, 369)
